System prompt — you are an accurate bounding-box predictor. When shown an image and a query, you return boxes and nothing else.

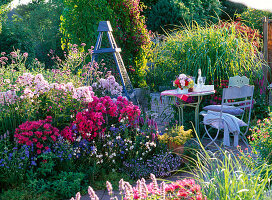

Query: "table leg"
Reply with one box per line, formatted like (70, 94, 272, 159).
(178, 106, 181, 126)
(195, 96, 203, 137)
(177, 104, 184, 126)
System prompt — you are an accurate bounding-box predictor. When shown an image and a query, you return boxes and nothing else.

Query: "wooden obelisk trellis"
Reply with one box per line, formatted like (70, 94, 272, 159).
(91, 21, 135, 100)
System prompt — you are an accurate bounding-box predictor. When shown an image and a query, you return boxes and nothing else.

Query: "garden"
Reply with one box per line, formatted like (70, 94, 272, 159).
(1, 0, 272, 199)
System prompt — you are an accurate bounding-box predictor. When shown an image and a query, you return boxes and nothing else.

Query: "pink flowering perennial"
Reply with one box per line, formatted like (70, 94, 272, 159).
(70, 174, 206, 200)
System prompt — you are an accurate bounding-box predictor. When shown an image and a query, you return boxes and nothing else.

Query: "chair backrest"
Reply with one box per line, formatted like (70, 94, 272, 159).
(221, 85, 254, 124)
(229, 76, 249, 87)
(223, 85, 254, 102)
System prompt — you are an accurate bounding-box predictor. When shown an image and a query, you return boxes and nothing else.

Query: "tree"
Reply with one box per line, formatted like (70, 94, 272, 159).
(146, 0, 222, 33)
(15, 0, 64, 67)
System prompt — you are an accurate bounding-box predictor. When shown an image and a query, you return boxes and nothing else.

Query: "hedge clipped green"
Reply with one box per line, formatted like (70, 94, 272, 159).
(147, 23, 265, 90)
(60, 0, 150, 87)
(146, 0, 221, 33)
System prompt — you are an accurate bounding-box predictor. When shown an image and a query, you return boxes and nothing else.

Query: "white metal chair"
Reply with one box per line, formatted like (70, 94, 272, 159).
(202, 81, 254, 149)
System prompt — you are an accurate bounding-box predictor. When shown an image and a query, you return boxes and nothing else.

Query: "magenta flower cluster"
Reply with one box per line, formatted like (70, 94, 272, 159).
(14, 116, 59, 155)
(61, 96, 141, 142)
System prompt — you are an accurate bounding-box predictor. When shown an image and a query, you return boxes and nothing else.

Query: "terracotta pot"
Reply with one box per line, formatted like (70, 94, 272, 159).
(168, 141, 184, 154)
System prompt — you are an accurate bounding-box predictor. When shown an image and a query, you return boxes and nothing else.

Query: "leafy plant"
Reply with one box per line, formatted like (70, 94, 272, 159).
(146, 0, 190, 33)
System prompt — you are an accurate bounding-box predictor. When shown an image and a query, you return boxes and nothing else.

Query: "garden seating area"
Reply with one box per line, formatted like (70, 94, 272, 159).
(1, 0, 272, 200)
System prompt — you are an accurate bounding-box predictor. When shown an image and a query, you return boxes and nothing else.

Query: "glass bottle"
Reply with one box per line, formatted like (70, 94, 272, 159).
(197, 69, 203, 88)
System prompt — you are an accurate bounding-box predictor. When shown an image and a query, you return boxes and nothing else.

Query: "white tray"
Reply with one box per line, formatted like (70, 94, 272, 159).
(193, 85, 214, 92)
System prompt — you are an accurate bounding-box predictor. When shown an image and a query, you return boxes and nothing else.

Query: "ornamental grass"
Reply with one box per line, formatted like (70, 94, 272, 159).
(147, 22, 266, 91)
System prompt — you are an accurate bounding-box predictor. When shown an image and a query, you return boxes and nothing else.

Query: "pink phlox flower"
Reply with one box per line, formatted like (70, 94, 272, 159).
(21, 88, 34, 99)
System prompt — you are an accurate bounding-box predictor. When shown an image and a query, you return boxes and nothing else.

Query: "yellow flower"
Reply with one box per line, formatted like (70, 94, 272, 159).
(158, 125, 192, 146)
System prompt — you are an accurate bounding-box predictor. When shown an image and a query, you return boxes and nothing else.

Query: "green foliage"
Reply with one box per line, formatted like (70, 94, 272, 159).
(0, 0, 11, 33)
(146, 0, 190, 33)
(219, 0, 247, 20)
(147, 23, 265, 91)
(60, 0, 112, 49)
(0, 186, 55, 200)
(0, 0, 12, 6)
(14, 0, 64, 67)
(141, 0, 159, 8)
(146, 0, 222, 33)
(60, 0, 151, 87)
(27, 171, 85, 199)
(0, 5, 7, 33)
(0, 16, 35, 58)
(237, 8, 272, 34)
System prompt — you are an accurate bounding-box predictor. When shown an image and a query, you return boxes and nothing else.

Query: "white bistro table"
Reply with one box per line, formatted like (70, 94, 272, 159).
(160, 89, 215, 135)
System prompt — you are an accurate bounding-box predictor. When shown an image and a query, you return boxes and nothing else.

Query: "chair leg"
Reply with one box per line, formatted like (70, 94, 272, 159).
(201, 126, 212, 140)
(233, 131, 239, 147)
(204, 125, 220, 150)
(240, 132, 250, 148)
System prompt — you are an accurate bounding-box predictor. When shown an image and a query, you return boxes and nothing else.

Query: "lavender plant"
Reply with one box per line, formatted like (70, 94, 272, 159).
(122, 152, 182, 180)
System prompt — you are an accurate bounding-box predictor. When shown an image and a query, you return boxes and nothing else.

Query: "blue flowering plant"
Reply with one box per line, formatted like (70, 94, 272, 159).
(0, 132, 31, 189)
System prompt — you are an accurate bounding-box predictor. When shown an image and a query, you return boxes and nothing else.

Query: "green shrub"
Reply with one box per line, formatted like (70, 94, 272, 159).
(147, 23, 265, 91)
(146, 0, 221, 33)
(237, 8, 272, 34)
(26, 171, 84, 199)
(60, 0, 151, 87)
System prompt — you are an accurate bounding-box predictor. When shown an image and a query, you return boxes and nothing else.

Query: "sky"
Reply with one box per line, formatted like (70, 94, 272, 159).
(10, 0, 272, 11)
(230, 0, 272, 12)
